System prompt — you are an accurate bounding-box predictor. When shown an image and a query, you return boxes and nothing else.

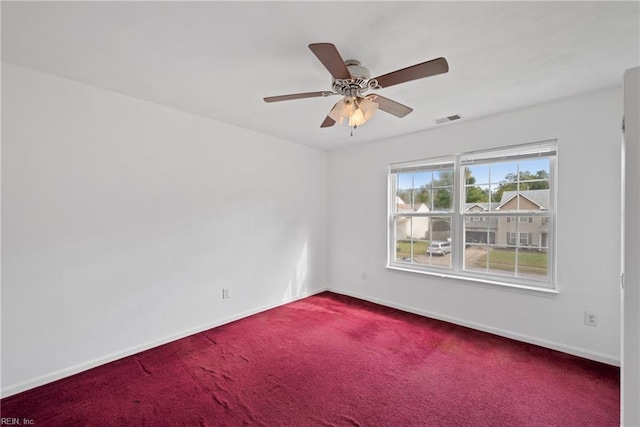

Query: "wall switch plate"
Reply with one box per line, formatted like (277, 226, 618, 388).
(222, 288, 230, 299)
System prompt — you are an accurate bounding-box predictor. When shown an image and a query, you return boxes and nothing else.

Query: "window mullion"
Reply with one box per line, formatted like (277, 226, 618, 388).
(453, 154, 463, 273)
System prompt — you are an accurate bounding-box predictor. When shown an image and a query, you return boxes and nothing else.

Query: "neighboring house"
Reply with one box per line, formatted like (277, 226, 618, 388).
(465, 202, 500, 244)
(395, 196, 430, 240)
(496, 190, 550, 249)
(465, 189, 550, 250)
(399, 189, 550, 249)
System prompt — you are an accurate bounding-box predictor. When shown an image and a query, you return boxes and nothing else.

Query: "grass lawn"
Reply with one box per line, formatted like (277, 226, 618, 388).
(473, 248, 547, 275)
(396, 240, 429, 258)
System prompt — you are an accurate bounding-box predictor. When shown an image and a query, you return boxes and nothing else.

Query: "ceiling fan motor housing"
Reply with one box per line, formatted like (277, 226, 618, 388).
(332, 59, 377, 96)
(344, 60, 370, 79)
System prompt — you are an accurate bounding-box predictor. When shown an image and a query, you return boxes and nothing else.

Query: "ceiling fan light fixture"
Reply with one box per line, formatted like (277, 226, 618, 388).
(327, 96, 380, 128)
(359, 97, 379, 121)
(347, 97, 379, 127)
(328, 96, 356, 124)
(348, 108, 367, 127)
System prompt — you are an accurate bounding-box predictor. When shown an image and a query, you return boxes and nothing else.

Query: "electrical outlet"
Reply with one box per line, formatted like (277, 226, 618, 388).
(584, 311, 598, 327)
(222, 288, 230, 300)
(361, 273, 367, 280)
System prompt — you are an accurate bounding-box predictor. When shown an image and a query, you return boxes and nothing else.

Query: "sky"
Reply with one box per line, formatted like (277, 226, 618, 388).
(397, 158, 550, 191)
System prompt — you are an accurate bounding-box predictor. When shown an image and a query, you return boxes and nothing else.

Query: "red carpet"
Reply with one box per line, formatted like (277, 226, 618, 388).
(1, 292, 619, 426)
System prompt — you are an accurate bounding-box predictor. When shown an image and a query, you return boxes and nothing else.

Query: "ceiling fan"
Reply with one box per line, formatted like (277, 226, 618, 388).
(263, 43, 449, 131)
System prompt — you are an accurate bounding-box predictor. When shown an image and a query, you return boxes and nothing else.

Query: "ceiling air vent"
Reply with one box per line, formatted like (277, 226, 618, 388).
(434, 114, 462, 125)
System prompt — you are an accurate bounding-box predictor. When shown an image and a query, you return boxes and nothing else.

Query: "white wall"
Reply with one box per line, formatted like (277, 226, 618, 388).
(328, 87, 622, 365)
(1, 63, 328, 396)
(1, 59, 625, 399)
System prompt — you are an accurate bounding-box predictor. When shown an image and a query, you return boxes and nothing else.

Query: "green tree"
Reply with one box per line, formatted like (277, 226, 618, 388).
(466, 186, 489, 203)
(492, 170, 549, 202)
(396, 187, 429, 207)
(396, 189, 412, 205)
(432, 171, 454, 209)
(434, 188, 451, 209)
(464, 169, 489, 203)
(414, 187, 430, 204)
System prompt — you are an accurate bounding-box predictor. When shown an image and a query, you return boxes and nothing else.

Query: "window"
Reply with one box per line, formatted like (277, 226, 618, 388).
(390, 157, 454, 269)
(507, 216, 532, 223)
(388, 141, 556, 290)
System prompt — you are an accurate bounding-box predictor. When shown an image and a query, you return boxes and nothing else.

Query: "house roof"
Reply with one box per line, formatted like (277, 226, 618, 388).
(465, 202, 501, 212)
(396, 196, 430, 213)
(498, 189, 550, 210)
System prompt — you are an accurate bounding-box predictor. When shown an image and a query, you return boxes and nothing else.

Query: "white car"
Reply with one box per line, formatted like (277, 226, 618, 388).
(427, 241, 451, 256)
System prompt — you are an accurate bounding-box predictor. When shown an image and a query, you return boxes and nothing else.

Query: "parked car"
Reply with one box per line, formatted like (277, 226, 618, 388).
(427, 241, 451, 256)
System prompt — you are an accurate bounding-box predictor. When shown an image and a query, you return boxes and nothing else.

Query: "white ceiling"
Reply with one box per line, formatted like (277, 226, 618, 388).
(2, 1, 639, 151)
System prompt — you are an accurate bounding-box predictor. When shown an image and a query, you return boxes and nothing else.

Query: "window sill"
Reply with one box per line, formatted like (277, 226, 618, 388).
(385, 264, 559, 295)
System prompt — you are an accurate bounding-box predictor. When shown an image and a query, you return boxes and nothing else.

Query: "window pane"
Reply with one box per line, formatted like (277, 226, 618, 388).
(424, 216, 452, 268)
(492, 161, 518, 185)
(394, 216, 452, 268)
(498, 216, 516, 245)
(465, 247, 517, 277)
(539, 216, 550, 250)
(465, 184, 490, 204)
(394, 216, 419, 263)
(395, 172, 413, 210)
(519, 232, 529, 244)
(431, 170, 454, 212)
(466, 165, 489, 186)
(412, 171, 431, 211)
(491, 161, 519, 208)
(433, 188, 453, 211)
(518, 158, 550, 184)
(487, 248, 517, 276)
(497, 190, 550, 212)
(464, 218, 497, 245)
(413, 171, 432, 187)
(464, 214, 550, 280)
(434, 170, 454, 186)
(464, 219, 495, 273)
(516, 248, 548, 280)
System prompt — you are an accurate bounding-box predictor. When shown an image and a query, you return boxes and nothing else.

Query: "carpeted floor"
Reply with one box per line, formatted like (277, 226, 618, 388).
(1, 291, 619, 426)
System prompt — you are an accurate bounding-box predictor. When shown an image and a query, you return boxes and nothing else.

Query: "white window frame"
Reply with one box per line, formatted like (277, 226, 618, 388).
(388, 157, 455, 268)
(387, 140, 557, 292)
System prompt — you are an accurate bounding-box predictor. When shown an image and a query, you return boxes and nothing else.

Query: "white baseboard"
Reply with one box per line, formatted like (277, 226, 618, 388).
(329, 287, 621, 367)
(1, 287, 329, 399)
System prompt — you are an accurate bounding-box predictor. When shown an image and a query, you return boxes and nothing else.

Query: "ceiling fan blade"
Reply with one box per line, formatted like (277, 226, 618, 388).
(370, 95, 413, 118)
(320, 116, 336, 128)
(373, 57, 449, 89)
(263, 91, 333, 103)
(308, 43, 351, 80)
